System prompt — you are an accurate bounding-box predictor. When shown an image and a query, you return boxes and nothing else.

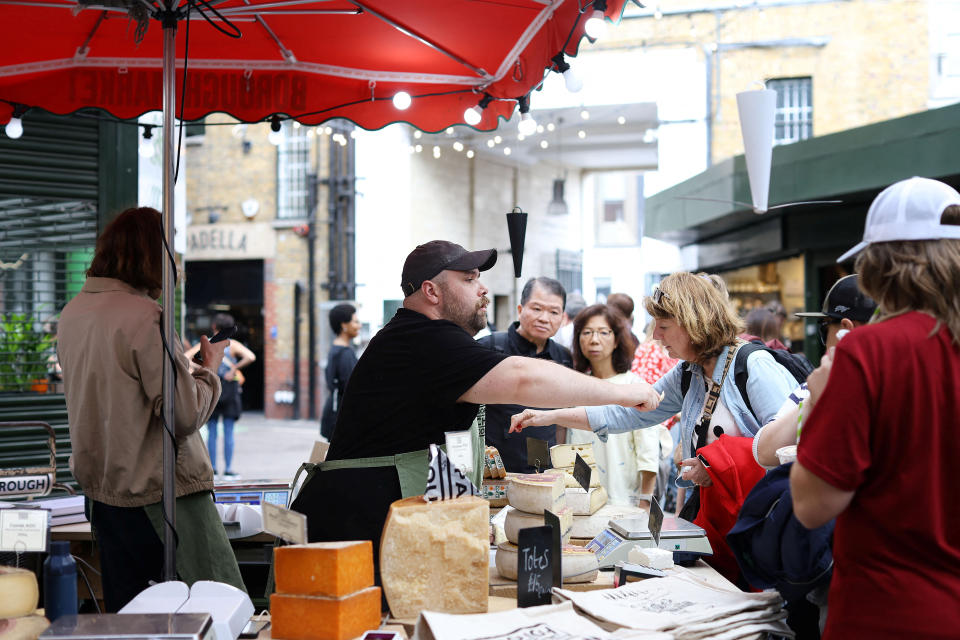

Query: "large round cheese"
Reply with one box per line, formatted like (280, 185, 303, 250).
(494, 542, 599, 584)
(504, 506, 573, 545)
(508, 473, 565, 514)
(0, 615, 49, 640)
(0, 566, 39, 618)
(380, 495, 489, 621)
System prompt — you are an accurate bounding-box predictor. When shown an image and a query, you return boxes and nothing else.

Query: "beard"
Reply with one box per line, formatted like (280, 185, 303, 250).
(440, 288, 490, 335)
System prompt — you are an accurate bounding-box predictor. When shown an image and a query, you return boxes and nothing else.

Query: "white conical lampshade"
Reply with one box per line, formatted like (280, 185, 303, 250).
(736, 89, 777, 213)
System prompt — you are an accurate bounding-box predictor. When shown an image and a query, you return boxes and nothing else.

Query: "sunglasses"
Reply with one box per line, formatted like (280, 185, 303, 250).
(817, 318, 840, 345)
(652, 287, 670, 305)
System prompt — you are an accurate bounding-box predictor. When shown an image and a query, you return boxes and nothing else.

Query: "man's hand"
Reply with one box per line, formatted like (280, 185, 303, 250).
(623, 383, 662, 412)
(806, 346, 835, 406)
(199, 334, 227, 372)
(510, 408, 552, 433)
(680, 457, 713, 487)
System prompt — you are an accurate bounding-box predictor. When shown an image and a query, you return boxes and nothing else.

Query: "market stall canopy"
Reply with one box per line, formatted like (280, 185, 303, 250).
(0, 0, 628, 131)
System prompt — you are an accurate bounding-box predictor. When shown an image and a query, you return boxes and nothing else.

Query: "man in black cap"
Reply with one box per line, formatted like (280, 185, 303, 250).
(291, 240, 661, 581)
(795, 274, 877, 351)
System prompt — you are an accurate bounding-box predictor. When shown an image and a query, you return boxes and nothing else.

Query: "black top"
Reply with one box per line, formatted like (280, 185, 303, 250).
(320, 344, 358, 439)
(327, 308, 509, 460)
(478, 322, 573, 473)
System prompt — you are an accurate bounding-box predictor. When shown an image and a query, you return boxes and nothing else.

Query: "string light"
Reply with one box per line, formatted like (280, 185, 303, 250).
(466, 149, 475, 158)
(580, 109, 590, 120)
(464, 93, 494, 126)
(517, 95, 538, 136)
(540, 140, 549, 149)
(551, 53, 582, 93)
(584, 0, 608, 39)
(268, 115, 283, 146)
(139, 125, 155, 159)
(392, 91, 412, 110)
(4, 104, 25, 139)
(617, 116, 626, 125)
(453, 141, 464, 152)
(433, 145, 441, 158)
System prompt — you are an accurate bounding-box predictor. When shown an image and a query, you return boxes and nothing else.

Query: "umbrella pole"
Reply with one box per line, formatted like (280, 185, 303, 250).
(160, 5, 178, 582)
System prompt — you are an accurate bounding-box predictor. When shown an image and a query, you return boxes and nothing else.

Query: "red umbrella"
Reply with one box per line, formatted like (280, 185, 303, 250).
(0, 0, 626, 579)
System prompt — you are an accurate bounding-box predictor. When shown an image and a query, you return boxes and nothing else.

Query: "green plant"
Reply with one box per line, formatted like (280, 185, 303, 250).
(0, 313, 54, 392)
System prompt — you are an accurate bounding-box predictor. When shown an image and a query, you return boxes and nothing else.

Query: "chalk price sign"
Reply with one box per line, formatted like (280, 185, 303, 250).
(517, 523, 559, 608)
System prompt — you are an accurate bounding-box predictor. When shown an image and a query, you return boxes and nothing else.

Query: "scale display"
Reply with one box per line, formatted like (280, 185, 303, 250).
(214, 488, 289, 506)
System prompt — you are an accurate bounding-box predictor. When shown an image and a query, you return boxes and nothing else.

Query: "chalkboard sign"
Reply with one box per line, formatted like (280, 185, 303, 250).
(526, 437, 552, 471)
(649, 494, 664, 547)
(573, 453, 592, 492)
(517, 525, 555, 608)
(543, 509, 562, 588)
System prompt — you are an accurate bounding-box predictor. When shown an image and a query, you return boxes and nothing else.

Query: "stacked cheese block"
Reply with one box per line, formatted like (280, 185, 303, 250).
(481, 448, 511, 508)
(550, 444, 613, 540)
(548, 444, 601, 490)
(0, 566, 49, 640)
(494, 473, 598, 584)
(380, 495, 489, 620)
(271, 541, 381, 640)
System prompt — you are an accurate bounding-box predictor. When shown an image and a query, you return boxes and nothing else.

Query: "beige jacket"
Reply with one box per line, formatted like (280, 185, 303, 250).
(58, 277, 221, 507)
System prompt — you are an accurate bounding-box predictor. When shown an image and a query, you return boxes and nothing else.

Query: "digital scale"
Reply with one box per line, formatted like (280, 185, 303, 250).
(213, 481, 290, 508)
(586, 515, 713, 569)
(40, 613, 213, 640)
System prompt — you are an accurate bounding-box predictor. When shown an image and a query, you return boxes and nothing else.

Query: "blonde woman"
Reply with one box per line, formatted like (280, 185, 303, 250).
(791, 177, 960, 639)
(566, 304, 657, 507)
(511, 272, 796, 495)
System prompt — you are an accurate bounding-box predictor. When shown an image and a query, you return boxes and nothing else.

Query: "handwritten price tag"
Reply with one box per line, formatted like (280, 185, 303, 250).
(517, 525, 554, 608)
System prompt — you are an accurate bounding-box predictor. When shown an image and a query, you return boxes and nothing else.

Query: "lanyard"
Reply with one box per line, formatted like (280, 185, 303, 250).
(693, 341, 742, 451)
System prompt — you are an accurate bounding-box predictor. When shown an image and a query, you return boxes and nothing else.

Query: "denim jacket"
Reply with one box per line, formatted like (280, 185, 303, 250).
(584, 344, 797, 488)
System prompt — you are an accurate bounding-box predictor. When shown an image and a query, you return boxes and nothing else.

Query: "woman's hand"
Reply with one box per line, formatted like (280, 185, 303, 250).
(806, 346, 835, 406)
(680, 457, 713, 487)
(510, 409, 554, 433)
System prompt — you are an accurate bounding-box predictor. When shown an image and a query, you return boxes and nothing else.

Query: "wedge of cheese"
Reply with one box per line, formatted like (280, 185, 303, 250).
(565, 486, 608, 516)
(504, 506, 573, 545)
(270, 586, 381, 640)
(380, 495, 489, 620)
(549, 443, 595, 468)
(554, 465, 602, 489)
(0, 566, 39, 618)
(494, 542, 599, 584)
(508, 473, 565, 514)
(570, 504, 646, 540)
(0, 615, 49, 640)
(273, 541, 373, 597)
(628, 545, 675, 570)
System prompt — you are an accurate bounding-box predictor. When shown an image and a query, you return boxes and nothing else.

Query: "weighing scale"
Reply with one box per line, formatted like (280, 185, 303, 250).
(213, 481, 290, 507)
(586, 515, 713, 569)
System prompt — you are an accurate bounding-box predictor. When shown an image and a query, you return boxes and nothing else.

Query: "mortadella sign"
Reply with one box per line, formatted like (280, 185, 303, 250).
(186, 223, 276, 260)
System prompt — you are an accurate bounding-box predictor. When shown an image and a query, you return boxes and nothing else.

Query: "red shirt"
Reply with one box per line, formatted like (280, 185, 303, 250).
(798, 312, 960, 639)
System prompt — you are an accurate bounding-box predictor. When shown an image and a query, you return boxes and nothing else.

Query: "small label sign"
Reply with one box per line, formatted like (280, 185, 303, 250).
(517, 525, 554, 608)
(444, 430, 474, 473)
(573, 453, 592, 493)
(526, 437, 551, 471)
(0, 508, 49, 553)
(649, 495, 664, 548)
(262, 502, 307, 545)
(543, 509, 562, 588)
(309, 441, 329, 464)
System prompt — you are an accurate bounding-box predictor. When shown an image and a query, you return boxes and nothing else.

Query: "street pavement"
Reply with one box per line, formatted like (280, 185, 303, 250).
(204, 412, 325, 484)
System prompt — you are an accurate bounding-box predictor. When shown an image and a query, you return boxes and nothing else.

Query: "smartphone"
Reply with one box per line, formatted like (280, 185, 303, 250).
(238, 619, 269, 639)
(192, 325, 238, 363)
(697, 453, 710, 468)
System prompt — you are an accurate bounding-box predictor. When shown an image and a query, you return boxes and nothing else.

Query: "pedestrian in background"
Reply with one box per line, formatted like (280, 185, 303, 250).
(606, 292, 641, 350)
(321, 303, 361, 441)
(554, 291, 586, 350)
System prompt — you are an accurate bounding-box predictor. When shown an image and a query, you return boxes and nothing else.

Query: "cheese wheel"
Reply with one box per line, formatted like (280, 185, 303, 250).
(0, 615, 49, 640)
(270, 586, 381, 640)
(565, 486, 608, 516)
(273, 541, 373, 597)
(627, 545, 675, 570)
(380, 495, 489, 621)
(0, 566, 39, 618)
(553, 465, 602, 489)
(494, 542, 599, 584)
(549, 443, 595, 468)
(508, 473, 565, 514)
(570, 504, 646, 539)
(504, 506, 573, 545)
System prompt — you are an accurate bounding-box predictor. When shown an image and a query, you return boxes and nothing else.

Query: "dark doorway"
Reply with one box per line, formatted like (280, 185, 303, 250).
(185, 260, 265, 411)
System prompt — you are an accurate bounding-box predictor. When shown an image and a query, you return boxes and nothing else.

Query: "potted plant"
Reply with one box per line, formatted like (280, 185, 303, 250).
(0, 313, 55, 393)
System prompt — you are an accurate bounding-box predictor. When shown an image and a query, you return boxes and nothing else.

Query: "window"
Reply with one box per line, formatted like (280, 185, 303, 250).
(277, 122, 311, 219)
(768, 77, 813, 145)
(603, 200, 624, 223)
(555, 249, 583, 297)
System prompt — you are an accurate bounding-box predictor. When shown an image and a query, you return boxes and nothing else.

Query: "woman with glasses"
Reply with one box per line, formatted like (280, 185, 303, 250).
(566, 304, 659, 507)
(511, 272, 796, 498)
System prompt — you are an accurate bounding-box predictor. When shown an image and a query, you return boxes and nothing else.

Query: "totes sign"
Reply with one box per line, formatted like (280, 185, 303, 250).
(517, 525, 555, 608)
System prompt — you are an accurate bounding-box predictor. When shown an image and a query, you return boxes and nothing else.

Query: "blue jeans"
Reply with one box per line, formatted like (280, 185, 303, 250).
(207, 416, 235, 472)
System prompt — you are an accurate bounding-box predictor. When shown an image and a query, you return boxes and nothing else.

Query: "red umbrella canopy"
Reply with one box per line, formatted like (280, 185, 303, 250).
(0, 0, 626, 131)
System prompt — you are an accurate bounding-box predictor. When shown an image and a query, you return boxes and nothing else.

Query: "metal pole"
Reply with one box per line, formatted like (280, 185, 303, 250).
(160, 6, 178, 582)
(292, 281, 302, 420)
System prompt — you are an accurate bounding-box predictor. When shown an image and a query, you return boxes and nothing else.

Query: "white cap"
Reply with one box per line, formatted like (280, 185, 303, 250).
(838, 177, 960, 262)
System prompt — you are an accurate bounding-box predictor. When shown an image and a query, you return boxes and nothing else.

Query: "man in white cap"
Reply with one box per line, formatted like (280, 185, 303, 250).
(790, 177, 960, 639)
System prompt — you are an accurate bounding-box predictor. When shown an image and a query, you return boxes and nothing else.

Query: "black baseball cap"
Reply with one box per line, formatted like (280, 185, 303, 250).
(795, 274, 877, 323)
(400, 240, 497, 297)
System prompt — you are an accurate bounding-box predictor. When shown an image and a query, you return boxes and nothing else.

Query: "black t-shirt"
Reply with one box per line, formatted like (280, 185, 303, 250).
(327, 308, 509, 460)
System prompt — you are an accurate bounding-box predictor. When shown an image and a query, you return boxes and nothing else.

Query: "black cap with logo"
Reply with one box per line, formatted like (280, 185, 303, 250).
(400, 240, 497, 297)
(795, 274, 877, 323)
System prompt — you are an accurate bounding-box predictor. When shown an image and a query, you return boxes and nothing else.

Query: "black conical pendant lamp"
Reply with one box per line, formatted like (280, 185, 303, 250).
(506, 206, 528, 278)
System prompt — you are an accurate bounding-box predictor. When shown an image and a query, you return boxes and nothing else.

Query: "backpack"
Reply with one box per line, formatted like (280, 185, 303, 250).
(680, 340, 813, 422)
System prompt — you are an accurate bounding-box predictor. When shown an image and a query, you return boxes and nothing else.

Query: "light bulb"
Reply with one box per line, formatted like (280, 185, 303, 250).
(139, 138, 155, 159)
(268, 130, 283, 146)
(518, 113, 538, 136)
(453, 141, 464, 152)
(464, 106, 482, 126)
(486, 140, 495, 148)
(466, 149, 475, 158)
(432, 145, 441, 158)
(494, 135, 502, 144)
(4, 117, 23, 139)
(578, 130, 586, 139)
(617, 116, 626, 125)
(415, 144, 423, 153)
(413, 130, 422, 139)
(584, 10, 607, 39)
(580, 109, 590, 120)
(540, 140, 549, 149)
(503, 147, 511, 156)
(563, 68, 583, 93)
(392, 91, 412, 110)
(446, 127, 454, 135)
